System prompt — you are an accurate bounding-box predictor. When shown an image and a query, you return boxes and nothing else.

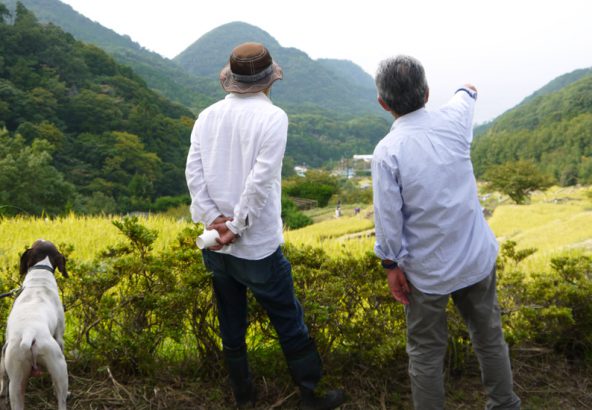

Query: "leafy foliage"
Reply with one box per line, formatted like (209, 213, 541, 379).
(2, 0, 218, 113)
(0, 4, 194, 215)
(286, 113, 389, 167)
(482, 160, 553, 204)
(0, 130, 75, 215)
(0, 3, 394, 219)
(281, 196, 313, 229)
(2, 216, 590, 388)
(497, 242, 592, 361)
(472, 72, 592, 185)
(283, 170, 339, 207)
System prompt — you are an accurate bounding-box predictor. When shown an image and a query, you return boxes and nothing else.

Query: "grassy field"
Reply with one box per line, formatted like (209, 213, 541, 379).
(0, 213, 188, 272)
(0, 188, 591, 409)
(290, 185, 592, 270)
(487, 186, 592, 271)
(1, 186, 590, 272)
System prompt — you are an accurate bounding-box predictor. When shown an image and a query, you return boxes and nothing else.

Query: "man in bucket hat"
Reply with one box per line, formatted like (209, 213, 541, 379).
(186, 42, 345, 410)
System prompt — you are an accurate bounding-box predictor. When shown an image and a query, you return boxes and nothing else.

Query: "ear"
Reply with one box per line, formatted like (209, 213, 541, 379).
(19, 249, 32, 276)
(377, 96, 392, 113)
(424, 87, 430, 104)
(56, 254, 68, 278)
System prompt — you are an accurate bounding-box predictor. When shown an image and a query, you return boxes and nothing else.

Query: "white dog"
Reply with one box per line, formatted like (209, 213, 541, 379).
(0, 240, 69, 410)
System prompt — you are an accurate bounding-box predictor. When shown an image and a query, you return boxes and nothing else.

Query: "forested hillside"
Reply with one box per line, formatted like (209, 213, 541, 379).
(174, 21, 383, 117)
(1, 2, 391, 170)
(0, 4, 194, 215)
(1, 0, 218, 112)
(471, 70, 592, 185)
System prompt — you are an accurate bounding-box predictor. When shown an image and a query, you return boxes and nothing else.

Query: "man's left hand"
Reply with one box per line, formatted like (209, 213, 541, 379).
(386, 267, 411, 305)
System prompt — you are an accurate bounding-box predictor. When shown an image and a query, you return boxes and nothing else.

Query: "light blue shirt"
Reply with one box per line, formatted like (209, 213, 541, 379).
(372, 90, 498, 294)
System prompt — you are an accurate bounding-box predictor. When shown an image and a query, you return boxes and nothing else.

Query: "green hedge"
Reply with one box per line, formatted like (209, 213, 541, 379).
(1, 218, 590, 379)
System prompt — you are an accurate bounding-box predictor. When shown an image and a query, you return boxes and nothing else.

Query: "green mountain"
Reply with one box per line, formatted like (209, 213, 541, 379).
(3, 2, 383, 119)
(1, 0, 218, 112)
(317, 58, 376, 92)
(521, 68, 592, 104)
(471, 69, 592, 185)
(474, 68, 592, 137)
(0, 4, 194, 215)
(1, 2, 390, 169)
(174, 22, 383, 117)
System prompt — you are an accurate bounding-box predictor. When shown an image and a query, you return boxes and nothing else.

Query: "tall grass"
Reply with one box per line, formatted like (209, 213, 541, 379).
(488, 186, 592, 270)
(1, 186, 590, 273)
(284, 208, 375, 256)
(0, 213, 187, 269)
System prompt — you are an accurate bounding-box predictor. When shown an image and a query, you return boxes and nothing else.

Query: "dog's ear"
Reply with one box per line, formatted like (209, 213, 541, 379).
(19, 249, 32, 276)
(55, 254, 68, 278)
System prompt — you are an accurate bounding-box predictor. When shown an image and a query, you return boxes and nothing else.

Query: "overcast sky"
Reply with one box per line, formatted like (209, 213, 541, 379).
(60, 0, 592, 124)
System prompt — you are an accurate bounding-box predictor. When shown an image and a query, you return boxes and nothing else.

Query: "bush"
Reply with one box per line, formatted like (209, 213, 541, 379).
(483, 160, 553, 204)
(60, 217, 218, 374)
(283, 170, 339, 207)
(497, 241, 592, 361)
(150, 194, 190, 212)
(1, 219, 591, 382)
(281, 196, 313, 229)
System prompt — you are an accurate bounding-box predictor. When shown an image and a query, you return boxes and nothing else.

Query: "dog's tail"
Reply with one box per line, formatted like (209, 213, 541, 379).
(19, 329, 36, 351)
(19, 329, 39, 370)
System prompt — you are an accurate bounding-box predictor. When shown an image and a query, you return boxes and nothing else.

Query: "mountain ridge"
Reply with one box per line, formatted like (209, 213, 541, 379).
(3, 2, 382, 117)
(471, 70, 592, 185)
(173, 21, 383, 117)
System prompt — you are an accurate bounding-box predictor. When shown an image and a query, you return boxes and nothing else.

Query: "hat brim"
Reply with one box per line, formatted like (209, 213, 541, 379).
(219, 62, 283, 94)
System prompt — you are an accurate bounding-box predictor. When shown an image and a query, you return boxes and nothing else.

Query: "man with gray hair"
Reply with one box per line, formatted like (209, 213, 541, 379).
(371, 55, 521, 409)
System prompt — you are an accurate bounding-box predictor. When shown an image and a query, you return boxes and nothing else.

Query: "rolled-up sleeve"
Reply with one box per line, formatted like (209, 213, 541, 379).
(227, 110, 288, 236)
(372, 151, 407, 263)
(442, 89, 476, 143)
(185, 119, 221, 226)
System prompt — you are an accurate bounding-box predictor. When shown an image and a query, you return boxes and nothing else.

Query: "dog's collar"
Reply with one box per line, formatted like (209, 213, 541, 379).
(28, 264, 55, 273)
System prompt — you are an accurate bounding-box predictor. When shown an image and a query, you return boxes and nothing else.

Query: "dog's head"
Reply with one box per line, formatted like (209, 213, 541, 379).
(19, 239, 68, 278)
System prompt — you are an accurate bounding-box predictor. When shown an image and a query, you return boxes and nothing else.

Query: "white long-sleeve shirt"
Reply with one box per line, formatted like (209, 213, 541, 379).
(372, 89, 498, 294)
(185, 92, 288, 260)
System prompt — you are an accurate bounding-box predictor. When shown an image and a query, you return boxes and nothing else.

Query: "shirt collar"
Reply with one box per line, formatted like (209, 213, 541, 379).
(391, 107, 428, 130)
(226, 92, 272, 103)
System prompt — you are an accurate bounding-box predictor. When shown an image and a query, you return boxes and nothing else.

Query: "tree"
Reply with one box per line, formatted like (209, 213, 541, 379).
(283, 170, 339, 207)
(0, 3, 9, 24)
(482, 160, 553, 204)
(0, 131, 75, 215)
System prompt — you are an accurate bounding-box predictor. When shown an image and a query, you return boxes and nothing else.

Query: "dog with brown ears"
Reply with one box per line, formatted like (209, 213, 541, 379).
(0, 240, 69, 410)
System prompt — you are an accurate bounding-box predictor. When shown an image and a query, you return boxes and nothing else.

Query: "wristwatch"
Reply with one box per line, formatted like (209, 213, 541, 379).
(381, 259, 398, 270)
(455, 87, 478, 100)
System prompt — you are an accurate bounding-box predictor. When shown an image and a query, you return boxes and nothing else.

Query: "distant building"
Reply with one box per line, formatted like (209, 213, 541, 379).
(331, 168, 355, 178)
(294, 165, 308, 177)
(353, 154, 373, 163)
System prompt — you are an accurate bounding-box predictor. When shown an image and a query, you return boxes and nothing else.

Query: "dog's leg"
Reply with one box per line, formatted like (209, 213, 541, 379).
(7, 373, 27, 410)
(43, 340, 68, 410)
(54, 312, 66, 353)
(0, 343, 7, 398)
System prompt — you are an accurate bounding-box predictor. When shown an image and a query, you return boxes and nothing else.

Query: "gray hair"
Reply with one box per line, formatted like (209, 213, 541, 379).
(375, 55, 428, 116)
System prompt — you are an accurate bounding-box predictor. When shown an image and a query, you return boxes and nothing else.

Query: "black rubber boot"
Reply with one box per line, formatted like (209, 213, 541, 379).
(285, 339, 345, 410)
(300, 388, 346, 410)
(223, 345, 256, 408)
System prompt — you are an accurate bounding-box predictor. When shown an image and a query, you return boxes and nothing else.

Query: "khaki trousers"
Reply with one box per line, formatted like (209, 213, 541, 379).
(405, 269, 521, 410)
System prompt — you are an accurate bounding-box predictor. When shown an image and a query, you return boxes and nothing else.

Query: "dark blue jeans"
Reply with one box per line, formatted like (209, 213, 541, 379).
(202, 247, 311, 355)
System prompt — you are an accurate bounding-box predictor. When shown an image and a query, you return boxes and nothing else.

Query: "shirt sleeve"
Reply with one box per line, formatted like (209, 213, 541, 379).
(185, 118, 222, 226)
(441, 88, 476, 144)
(371, 151, 408, 263)
(226, 110, 288, 236)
